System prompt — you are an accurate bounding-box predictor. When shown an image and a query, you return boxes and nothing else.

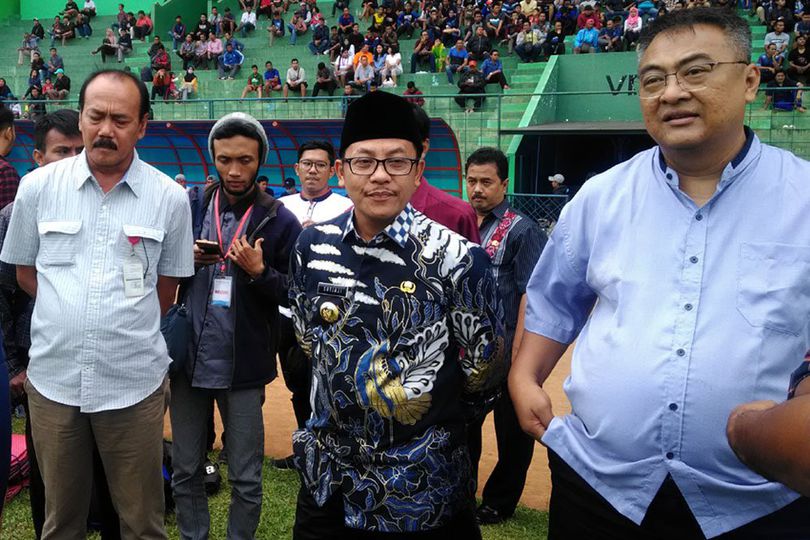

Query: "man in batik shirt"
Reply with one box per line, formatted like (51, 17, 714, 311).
(289, 91, 505, 540)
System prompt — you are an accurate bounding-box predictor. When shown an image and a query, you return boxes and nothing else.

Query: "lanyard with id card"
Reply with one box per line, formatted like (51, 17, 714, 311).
(123, 236, 146, 298)
(211, 188, 254, 309)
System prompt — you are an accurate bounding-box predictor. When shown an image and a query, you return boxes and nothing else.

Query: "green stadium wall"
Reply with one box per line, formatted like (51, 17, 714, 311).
(0, 0, 21, 22)
(153, 0, 208, 41)
(22, 0, 155, 19)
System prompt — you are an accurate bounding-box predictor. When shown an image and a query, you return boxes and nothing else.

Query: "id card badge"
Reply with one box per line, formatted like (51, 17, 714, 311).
(211, 276, 233, 308)
(123, 258, 145, 298)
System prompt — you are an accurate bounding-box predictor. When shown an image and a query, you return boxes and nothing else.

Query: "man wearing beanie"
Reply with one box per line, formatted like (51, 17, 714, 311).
(289, 91, 506, 539)
(169, 112, 302, 540)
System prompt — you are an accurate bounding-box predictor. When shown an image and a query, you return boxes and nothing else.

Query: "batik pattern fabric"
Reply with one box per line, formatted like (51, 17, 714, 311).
(289, 203, 505, 532)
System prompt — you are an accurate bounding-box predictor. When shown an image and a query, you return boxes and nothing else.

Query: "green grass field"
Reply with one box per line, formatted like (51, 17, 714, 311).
(2, 417, 549, 539)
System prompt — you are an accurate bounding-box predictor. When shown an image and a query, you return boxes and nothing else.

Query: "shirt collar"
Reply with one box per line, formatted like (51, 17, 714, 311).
(657, 126, 755, 174)
(480, 198, 509, 229)
(300, 189, 332, 203)
(342, 203, 415, 248)
(75, 149, 143, 197)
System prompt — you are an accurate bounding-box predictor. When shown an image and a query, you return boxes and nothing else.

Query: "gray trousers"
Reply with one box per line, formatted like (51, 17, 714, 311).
(169, 372, 264, 540)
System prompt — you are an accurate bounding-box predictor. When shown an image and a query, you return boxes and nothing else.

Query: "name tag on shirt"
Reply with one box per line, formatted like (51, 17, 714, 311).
(212, 276, 233, 308)
(123, 261, 145, 298)
(317, 282, 349, 297)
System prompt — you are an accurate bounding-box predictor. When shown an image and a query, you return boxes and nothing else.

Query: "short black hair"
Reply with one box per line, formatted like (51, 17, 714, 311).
(79, 70, 150, 119)
(298, 140, 336, 163)
(411, 104, 430, 142)
(638, 7, 751, 61)
(34, 109, 80, 151)
(0, 107, 14, 131)
(256, 175, 269, 183)
(465, 147, 508, 182)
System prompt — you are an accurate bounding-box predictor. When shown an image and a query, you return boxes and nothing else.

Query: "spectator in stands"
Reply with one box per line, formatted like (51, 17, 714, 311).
(17, 33, 40, 66)
(116, 28, 131, 62)
(263, 61, 282, 92)
(338, 8, 355, 36)
(31, 18, 45, 41)
(351, 55, 375, 91)
(516, 21, 544, 61)
(347, 23, 365, 51)
(74, 12, 92, 40)
(147, 36, 164, 59)
(312, 61, 339, 96)
(218, 43, 245, 80)
(258, 0, 273, 19)
(111, 3, 126, 32)
(179, 67, 198, 100)
(26, 87, 48, 122)
(446, 38, 470, 83)
(0, 80, 16, 108)
(576, 3, 601, 29)
(326, 26, 342, 61)
(134, 10, 154, 41)
(482, 50, 510, 89)
(796, 12, 810, 38)
(193, 36, 209, 69)
(404, 81, 425, 105)
(623, 6, 642, 49)
(284, 58, 307, 98)
(574, 18, 599, 53)
(241, 65, 264, 98)
(309, 19, 330, 54)
(123, 12, 137, 39)
(456, 60, 486, 112)
(599, 17, 624, 52)
(223, 32, 245, 52)
(372, 43, 387, 78)
(194, 13, 212, 41)
(31, 52, 46, 84)
(769, 0, 794, 32)
(82, 0, 96, 18)
(151, 68, 171, 101)
(206, 32, 224, 69)
(49, 16, 73, 47)
(764, 70, 806, 111)
(430, 37, 447, 72)
(288, 9, 310, 45)
(467, 25, 493, 61)
(789, 34, 810, 84)
(222, 8, 238, 36)
(91, 28, 121, 63)
(757, 43, 784, 83)
(340, 84, 356, 116)
(546, 20, 566, 56)
(47, 69, 71, 100)
(283, 177, 298, 195)
(238, 6, 258, 37)
(334, 49, 354, 85)
(380, 45, 403, 85)
(209, 7, 222, 36)
(485, 3, 507, 39)
(63, 0, 80, 20)
(25, 70, 42, 95)
(178, 34, 196, 69)
(168, 15, 186, 51)
(353, 43, 374, 68)
(765, 18, 791, 55)
(411, 31, 436, 72)
(397, 4, 417, 37)
(268, 11, 286, 44)
(151, 44, 172, 72)
(0, 108, 18, 208)
(382, 23, 400, 53)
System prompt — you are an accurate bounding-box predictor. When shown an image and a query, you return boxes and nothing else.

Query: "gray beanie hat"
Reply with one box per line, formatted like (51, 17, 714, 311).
(208, 112, 269, 165)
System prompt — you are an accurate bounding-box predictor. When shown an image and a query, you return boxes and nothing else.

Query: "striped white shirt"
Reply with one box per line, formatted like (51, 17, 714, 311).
(0, 150, 194, 412)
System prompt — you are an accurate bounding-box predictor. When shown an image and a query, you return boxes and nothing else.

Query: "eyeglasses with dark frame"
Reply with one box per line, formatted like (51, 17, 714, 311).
(298, 159, 330, 171)
(638, 61, 749, 99)
(342, 157, 419, 176)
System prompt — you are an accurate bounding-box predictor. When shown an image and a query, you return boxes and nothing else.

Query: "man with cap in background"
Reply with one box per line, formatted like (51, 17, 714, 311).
(282, 177, 298, 196)
(169, 112, 302, 540)
(548, 173, 570, 196)
(289, 91, 505, 539)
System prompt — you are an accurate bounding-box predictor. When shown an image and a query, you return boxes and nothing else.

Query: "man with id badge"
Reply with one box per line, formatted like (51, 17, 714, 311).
(169, 112, 301, 540)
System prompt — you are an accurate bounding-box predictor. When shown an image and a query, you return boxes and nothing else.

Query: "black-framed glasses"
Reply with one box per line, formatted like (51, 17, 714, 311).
(638, 61, 749, 99)
(343, 157, 419, 176)
(298, 159, 330, 171)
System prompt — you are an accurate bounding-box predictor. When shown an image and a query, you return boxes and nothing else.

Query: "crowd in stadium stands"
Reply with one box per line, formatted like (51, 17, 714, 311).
(0, 0, 807, 115)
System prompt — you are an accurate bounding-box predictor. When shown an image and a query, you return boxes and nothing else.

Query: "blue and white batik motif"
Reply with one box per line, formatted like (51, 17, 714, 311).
(289, 204, 505, 532)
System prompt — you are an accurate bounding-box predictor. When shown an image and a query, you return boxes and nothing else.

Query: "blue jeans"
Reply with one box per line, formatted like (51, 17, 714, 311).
(170, 372, 265, 540)
(240, 23, 255, 38)
(287, 24, 297, 44)
(308, 40, 328, 55)
(168, 31, 182, 50)
(446, 63, 464, 83)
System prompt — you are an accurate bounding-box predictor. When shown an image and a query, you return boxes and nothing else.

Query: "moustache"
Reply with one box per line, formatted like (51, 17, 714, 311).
(93, 138, 118, 150)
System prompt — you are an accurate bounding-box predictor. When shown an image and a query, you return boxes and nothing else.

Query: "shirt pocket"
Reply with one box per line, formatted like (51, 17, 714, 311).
(737, 242, 810, 336)
(38, 220, 82, 266)
(120, 224, 165, 276)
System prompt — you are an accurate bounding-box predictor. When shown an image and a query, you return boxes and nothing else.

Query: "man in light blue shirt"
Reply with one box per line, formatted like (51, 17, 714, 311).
(510, 8, 810, 539)
(573, 18, 599, 53)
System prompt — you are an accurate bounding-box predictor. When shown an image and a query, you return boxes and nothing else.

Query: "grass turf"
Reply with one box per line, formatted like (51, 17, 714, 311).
(2, 417, 549, 539)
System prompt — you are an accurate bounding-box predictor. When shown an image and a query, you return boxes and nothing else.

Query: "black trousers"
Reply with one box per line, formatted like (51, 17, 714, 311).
(548, 449, 810, 540)
(24, 397, 121, 540)
(293, 485, 482, 540)
(467, 384, 535, 517)
(312, 80, 338, 97)
(278, 315, 312, 429)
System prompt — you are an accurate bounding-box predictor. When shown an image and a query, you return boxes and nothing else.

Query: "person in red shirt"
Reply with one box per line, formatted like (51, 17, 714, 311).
(576, 3, 602, 29)
(403, 81, 425, 106)
(409, 105, 480, 243)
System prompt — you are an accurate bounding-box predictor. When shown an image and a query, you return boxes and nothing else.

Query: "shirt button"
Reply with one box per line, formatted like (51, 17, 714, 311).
(676, 348, 685, 357)
(684, 303, 693, 311)
(666, 452, 674, 460)
(689, 256, 698, 264)
(695, 213, 703, 221)
(669, 403, 678, 411)
(666, 173, 672, 180)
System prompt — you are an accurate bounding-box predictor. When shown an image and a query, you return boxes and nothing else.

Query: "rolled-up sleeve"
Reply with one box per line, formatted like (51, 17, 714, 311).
(524, 205, 596, 344)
